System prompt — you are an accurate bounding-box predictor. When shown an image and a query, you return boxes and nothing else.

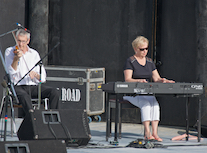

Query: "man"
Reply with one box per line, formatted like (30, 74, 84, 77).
(5, 29, 59, 113)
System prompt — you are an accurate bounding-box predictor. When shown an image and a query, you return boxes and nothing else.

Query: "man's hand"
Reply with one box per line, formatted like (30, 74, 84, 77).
(12, 49, 23, 71)
(29, 71, 39, 80)
(14, 49, 23, 58)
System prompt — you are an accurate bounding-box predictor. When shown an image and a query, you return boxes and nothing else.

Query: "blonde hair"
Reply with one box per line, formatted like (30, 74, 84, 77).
(132, 36, 149, 50)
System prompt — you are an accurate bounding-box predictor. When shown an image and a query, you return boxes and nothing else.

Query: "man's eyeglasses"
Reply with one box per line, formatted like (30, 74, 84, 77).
(139, 48, 148, 51)
(17, 40, 27, 44)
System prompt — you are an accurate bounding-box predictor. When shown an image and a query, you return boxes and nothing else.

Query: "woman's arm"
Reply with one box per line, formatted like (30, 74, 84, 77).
(124, 69, 148, 83)
(152, 69, 175, 83)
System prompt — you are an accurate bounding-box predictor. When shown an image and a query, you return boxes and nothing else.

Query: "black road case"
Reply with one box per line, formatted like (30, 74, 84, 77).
(44, 66, 105, 116)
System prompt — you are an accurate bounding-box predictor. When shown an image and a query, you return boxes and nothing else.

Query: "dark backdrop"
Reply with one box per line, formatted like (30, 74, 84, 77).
(156, 0, 198, 126)
(48, 0, 155, 82)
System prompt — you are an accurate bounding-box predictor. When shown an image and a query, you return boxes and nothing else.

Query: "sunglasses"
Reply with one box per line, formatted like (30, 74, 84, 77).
(139, 47, 148, 51)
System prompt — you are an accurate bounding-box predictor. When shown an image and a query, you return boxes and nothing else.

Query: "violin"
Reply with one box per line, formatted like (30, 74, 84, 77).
(13, 46, 18, 54)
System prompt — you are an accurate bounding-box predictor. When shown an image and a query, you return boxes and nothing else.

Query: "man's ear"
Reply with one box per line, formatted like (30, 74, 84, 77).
(27, 38, 30, 44)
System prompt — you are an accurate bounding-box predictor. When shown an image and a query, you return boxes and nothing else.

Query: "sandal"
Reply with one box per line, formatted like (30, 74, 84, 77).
(154, 137, 163, 142)
(144, 136, 155, 140)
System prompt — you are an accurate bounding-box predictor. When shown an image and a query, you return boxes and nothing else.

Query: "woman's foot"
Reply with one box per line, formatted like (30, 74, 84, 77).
(155, 137, 163, 142)
(153, 136, 163, 142)
(144, 135, 155, 140)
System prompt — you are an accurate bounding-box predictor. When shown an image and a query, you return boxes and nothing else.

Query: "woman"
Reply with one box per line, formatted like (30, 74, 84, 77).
(123, 36, 174, 142)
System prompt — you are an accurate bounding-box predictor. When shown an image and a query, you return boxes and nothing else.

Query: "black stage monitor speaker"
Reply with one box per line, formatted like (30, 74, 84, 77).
(17, 109, 91, 146)
(0, 140, 67, 153)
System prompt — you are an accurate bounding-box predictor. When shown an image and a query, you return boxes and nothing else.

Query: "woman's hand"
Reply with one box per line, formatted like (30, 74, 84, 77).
(137, 79, 148, 83)
(161, 78, 175, 83)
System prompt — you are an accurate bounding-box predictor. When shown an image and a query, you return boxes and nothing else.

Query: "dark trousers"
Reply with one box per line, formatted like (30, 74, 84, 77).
(15, 85, 59, 113)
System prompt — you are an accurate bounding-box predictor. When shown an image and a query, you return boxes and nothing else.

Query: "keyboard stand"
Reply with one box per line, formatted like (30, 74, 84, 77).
(105, 93, 202, 142)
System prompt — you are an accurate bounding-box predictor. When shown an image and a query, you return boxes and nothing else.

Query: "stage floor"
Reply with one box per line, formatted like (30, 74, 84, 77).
(1, 118, 207, 153)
